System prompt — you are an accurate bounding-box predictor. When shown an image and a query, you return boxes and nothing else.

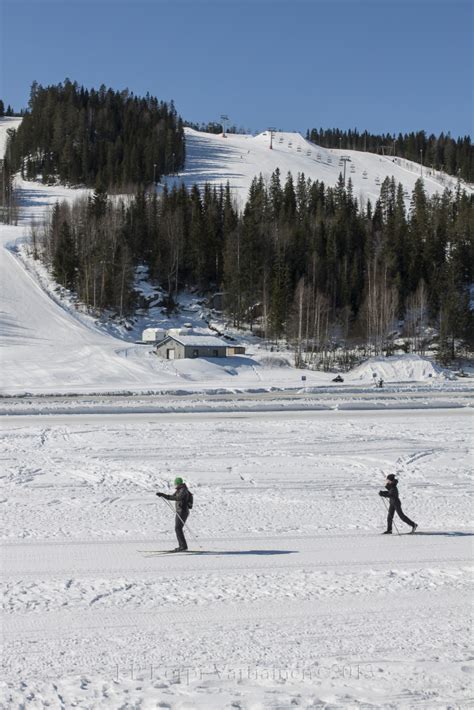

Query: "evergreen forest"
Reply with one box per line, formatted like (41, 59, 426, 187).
(5, 80, 185, 188)
(307, 127, 473, 183)
(39, 171, 473, 363)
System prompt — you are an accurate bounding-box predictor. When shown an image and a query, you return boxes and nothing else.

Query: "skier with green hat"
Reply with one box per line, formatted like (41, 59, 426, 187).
(156, 477, 193, 551)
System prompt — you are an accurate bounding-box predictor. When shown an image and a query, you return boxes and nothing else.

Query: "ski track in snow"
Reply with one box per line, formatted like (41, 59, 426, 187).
(1, 408, 473, 708)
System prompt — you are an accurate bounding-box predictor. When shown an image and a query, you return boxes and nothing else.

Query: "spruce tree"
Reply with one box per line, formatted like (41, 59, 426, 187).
(53, 221, 77, 288)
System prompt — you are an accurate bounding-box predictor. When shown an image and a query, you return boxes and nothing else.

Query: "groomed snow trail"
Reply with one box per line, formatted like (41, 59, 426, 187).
(1, 408, 472, 708)
(0, 226, 160, 390)
(169, 128, 473, 209)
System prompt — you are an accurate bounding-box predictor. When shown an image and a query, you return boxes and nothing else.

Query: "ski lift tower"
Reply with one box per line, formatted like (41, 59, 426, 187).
(220, 114, 229, 137)
(340, 155, 351, 183)
(268, 127, 276, 149)
(378, 144, 395, 156)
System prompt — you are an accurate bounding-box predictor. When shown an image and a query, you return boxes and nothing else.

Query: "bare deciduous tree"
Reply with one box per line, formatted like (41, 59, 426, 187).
(363, 258, 398, 355)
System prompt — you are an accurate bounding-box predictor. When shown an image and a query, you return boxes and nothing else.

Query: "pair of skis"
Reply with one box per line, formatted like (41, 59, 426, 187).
(138, 549, 206, 556)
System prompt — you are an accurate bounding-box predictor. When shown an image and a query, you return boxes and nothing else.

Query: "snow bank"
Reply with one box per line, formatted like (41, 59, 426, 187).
(347, 354, 455, 382)
(254, 354, 293, 368)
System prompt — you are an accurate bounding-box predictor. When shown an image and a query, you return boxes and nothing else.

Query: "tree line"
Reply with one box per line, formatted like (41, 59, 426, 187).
(0, 100, 19, 117)
(307, 127, 473, 183)
(37, 172, 473, 363)
(6, 80, 185, 188)
(184, 120, 250, 135)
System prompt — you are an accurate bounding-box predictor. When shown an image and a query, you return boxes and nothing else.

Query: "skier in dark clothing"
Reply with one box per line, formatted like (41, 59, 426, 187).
(379, 474, 417, 534)
(156, 477, 192, 551)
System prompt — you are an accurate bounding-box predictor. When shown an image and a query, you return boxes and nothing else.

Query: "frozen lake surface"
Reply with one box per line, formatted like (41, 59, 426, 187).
(1, 405, 472, 708)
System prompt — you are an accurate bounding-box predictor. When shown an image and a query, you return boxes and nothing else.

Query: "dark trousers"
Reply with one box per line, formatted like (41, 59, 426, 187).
(175, 510, 189, 549)
(387, 500, 415, 531)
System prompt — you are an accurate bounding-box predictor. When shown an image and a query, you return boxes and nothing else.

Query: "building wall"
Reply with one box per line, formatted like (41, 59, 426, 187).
(173, 342, 187, 359)
(155, 341, 186, 359)
(155, 340, 228, 359)
(183, 346, 227, 358)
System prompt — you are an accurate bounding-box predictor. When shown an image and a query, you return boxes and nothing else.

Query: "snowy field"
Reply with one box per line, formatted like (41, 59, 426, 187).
(1, 407, 473, 708)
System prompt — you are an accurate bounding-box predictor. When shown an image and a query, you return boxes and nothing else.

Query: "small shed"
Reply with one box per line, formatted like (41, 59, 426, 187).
(155, 334, 229, 360)
(226, 345, 246, 356)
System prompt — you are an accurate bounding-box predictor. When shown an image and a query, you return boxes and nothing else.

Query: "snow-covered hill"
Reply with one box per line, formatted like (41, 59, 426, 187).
(165, 127, 473, 207)
(0, 118, 471, 396)
(2, 117, 471, 209)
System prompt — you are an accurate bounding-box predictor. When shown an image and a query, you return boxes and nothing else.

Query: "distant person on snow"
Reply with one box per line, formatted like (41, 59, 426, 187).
(156, 477, 193, 551)
(379, 474, 417, 534)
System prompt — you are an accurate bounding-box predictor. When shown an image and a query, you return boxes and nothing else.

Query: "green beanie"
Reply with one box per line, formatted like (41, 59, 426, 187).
(174, 477, 184, 486)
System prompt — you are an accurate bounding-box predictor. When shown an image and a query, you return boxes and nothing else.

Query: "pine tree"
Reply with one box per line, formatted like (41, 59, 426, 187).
(53, 221, 77, 288)
(269, 249, 290, 339)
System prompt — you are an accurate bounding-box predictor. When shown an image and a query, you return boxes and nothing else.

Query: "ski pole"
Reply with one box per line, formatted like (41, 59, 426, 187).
(159, 496, 201, 544)
(381, 496, 400, 535)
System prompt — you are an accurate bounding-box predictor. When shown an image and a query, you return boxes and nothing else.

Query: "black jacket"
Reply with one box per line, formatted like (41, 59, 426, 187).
(160, 484, 191, 515)
(379, 479, 400, 502)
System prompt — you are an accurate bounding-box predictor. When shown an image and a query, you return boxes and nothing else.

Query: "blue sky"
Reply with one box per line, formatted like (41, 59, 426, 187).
(1, 0, 472, 137)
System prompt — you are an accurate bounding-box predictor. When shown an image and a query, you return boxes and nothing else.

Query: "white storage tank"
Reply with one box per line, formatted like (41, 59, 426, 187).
(167, 325, 194, 337)
(142, 327, 166, 343)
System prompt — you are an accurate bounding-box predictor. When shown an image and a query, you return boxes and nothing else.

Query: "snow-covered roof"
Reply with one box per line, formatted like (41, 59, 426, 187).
(161, 334, 228, 347)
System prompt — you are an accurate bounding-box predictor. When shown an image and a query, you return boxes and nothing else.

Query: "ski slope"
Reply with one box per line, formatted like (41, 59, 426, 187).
(166, 127, 473, 207)
(1, 407, 473, 708)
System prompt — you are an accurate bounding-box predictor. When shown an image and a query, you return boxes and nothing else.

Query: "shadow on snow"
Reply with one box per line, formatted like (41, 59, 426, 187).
(193, 549, 298, 556)
(413, 531, 474, 537)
